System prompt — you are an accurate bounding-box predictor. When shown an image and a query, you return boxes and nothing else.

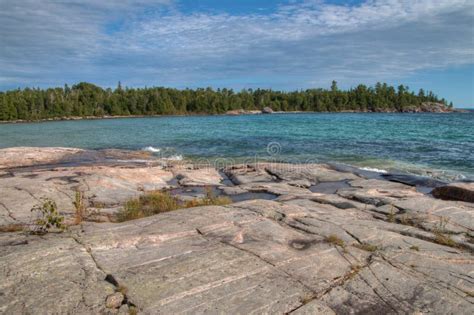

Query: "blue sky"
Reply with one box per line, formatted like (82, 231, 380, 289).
(1, 0, 473, 107)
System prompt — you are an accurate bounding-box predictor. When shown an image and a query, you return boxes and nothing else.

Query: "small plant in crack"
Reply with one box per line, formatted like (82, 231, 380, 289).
(353, 243, 378, 252)
(435, 216, 450, 233)
(347, 264, 362, 280)
(387, 204, 395, 223)
(325, 234, 345, 248)
(433, 231, 457, 248)
(73, 190, 87, 225)
(30, 198, 66, 234)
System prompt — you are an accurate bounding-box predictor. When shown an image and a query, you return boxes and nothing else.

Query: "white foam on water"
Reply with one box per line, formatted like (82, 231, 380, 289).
(360, 167, 388, 174)
(163, 155, 183, 161)
(142, 146, 161, 153)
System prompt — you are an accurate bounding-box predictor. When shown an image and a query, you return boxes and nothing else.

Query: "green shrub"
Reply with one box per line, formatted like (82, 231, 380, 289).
(117, 191, 180, 222)
(31, 198, 66, 234)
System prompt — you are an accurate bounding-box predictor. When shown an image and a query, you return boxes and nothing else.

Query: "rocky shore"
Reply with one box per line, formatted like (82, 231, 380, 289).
(0, 147, 473, 314)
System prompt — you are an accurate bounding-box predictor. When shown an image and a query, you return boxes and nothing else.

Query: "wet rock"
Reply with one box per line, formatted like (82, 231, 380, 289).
(432, 182, 474, 203)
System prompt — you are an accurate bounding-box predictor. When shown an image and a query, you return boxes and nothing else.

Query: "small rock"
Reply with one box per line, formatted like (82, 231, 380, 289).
(106, 292, 124, 309)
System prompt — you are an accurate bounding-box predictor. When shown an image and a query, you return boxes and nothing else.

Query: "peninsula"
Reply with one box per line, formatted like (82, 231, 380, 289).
(0, 82, 455, 122)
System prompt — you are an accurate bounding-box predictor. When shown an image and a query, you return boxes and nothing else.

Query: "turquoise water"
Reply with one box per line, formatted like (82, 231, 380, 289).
(0, 113, 473, 180)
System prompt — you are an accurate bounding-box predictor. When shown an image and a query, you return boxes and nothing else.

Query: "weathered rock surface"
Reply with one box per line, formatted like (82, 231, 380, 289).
(432, 182, 474, 203)
(0, 147, 84, 168)
(0, 147, 473, 314)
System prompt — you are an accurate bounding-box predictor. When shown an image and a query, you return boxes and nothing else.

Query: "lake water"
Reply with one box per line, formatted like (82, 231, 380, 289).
(1, 112, 473, 181)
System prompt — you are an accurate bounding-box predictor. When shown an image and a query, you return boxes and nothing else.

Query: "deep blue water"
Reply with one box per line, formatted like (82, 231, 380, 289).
(0, 112, 473, 180)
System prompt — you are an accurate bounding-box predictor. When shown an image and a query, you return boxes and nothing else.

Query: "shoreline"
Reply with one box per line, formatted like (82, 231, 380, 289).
(0, 107, 470, 125)
(0, 145, 472, 183)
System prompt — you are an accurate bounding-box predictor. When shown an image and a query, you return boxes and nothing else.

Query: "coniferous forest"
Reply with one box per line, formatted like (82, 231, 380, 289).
(0, 81, 451, 121)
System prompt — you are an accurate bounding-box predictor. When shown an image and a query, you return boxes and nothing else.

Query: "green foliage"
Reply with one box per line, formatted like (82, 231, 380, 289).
(117, 191, 180, 222)
(0, 81, 448, 121)
(30, 198, 66, 234)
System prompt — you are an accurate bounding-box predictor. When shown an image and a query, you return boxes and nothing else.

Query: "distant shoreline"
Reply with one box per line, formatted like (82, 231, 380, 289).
(0, 108, 469, 125)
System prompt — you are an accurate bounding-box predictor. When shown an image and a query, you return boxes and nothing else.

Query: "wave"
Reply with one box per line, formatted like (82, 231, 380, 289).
(142, 146, 161, 153)
(360, 167, 388, 174)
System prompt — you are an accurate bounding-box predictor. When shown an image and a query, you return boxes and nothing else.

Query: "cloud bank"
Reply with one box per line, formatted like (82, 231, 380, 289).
(0, 0, 473, 91)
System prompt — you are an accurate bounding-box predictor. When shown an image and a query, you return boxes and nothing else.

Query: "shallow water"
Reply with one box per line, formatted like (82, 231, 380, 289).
(0, 112, 473, 180)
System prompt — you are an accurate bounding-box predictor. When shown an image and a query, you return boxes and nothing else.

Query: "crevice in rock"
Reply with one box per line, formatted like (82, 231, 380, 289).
(264, 167, 284, 182)
(70, 233, 140, 312)
(14, 186, 41, 202)
(0, 201, 17, 221)
(379, 254, 474, 304)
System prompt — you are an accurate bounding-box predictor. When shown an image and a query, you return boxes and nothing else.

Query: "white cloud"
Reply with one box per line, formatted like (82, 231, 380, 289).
(0, 0, 473, 89)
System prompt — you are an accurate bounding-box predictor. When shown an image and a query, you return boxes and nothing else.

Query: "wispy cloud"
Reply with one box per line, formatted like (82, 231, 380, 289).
(0, 0, 473, 90)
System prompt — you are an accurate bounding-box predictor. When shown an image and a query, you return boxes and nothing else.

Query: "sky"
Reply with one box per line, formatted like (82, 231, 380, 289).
(0, 0, 473, 107)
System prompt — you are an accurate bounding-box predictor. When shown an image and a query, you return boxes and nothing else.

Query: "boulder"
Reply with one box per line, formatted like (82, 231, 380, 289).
(262, 107, 274, 114)
(432, 182, 474, 203)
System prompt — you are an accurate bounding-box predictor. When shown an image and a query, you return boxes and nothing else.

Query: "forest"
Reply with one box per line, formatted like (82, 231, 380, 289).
(0, 81, 451, 121)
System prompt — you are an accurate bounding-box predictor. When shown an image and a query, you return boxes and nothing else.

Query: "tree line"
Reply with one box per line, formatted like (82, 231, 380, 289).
(0, 81, 451, 121)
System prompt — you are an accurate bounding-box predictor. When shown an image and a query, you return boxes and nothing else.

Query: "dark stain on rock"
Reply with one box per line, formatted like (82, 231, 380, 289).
(46, 175, 80, 184)
(289, 239, 319, 250)
(22, 174, 39, 179)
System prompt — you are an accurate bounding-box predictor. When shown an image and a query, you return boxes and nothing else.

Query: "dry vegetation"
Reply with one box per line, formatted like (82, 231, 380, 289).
(117, 189, 232, 222)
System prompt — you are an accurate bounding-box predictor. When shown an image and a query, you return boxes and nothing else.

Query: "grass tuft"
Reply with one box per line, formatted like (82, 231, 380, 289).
(117, 191, 180, 222)
(325, 234, 345, 247)
(73, 191, 86, 225)
(433, 231, 457, 248)
(353, 243, 378, 252)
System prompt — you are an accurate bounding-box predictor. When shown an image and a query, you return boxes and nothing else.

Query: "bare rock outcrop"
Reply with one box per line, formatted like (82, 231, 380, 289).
(0, 147, 473, 314)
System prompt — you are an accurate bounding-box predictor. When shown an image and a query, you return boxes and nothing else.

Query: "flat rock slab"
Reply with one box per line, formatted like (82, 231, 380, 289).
(0, 147, 85, 169)
(173, 166, 223, 186)
(0, 233, 115, 314)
